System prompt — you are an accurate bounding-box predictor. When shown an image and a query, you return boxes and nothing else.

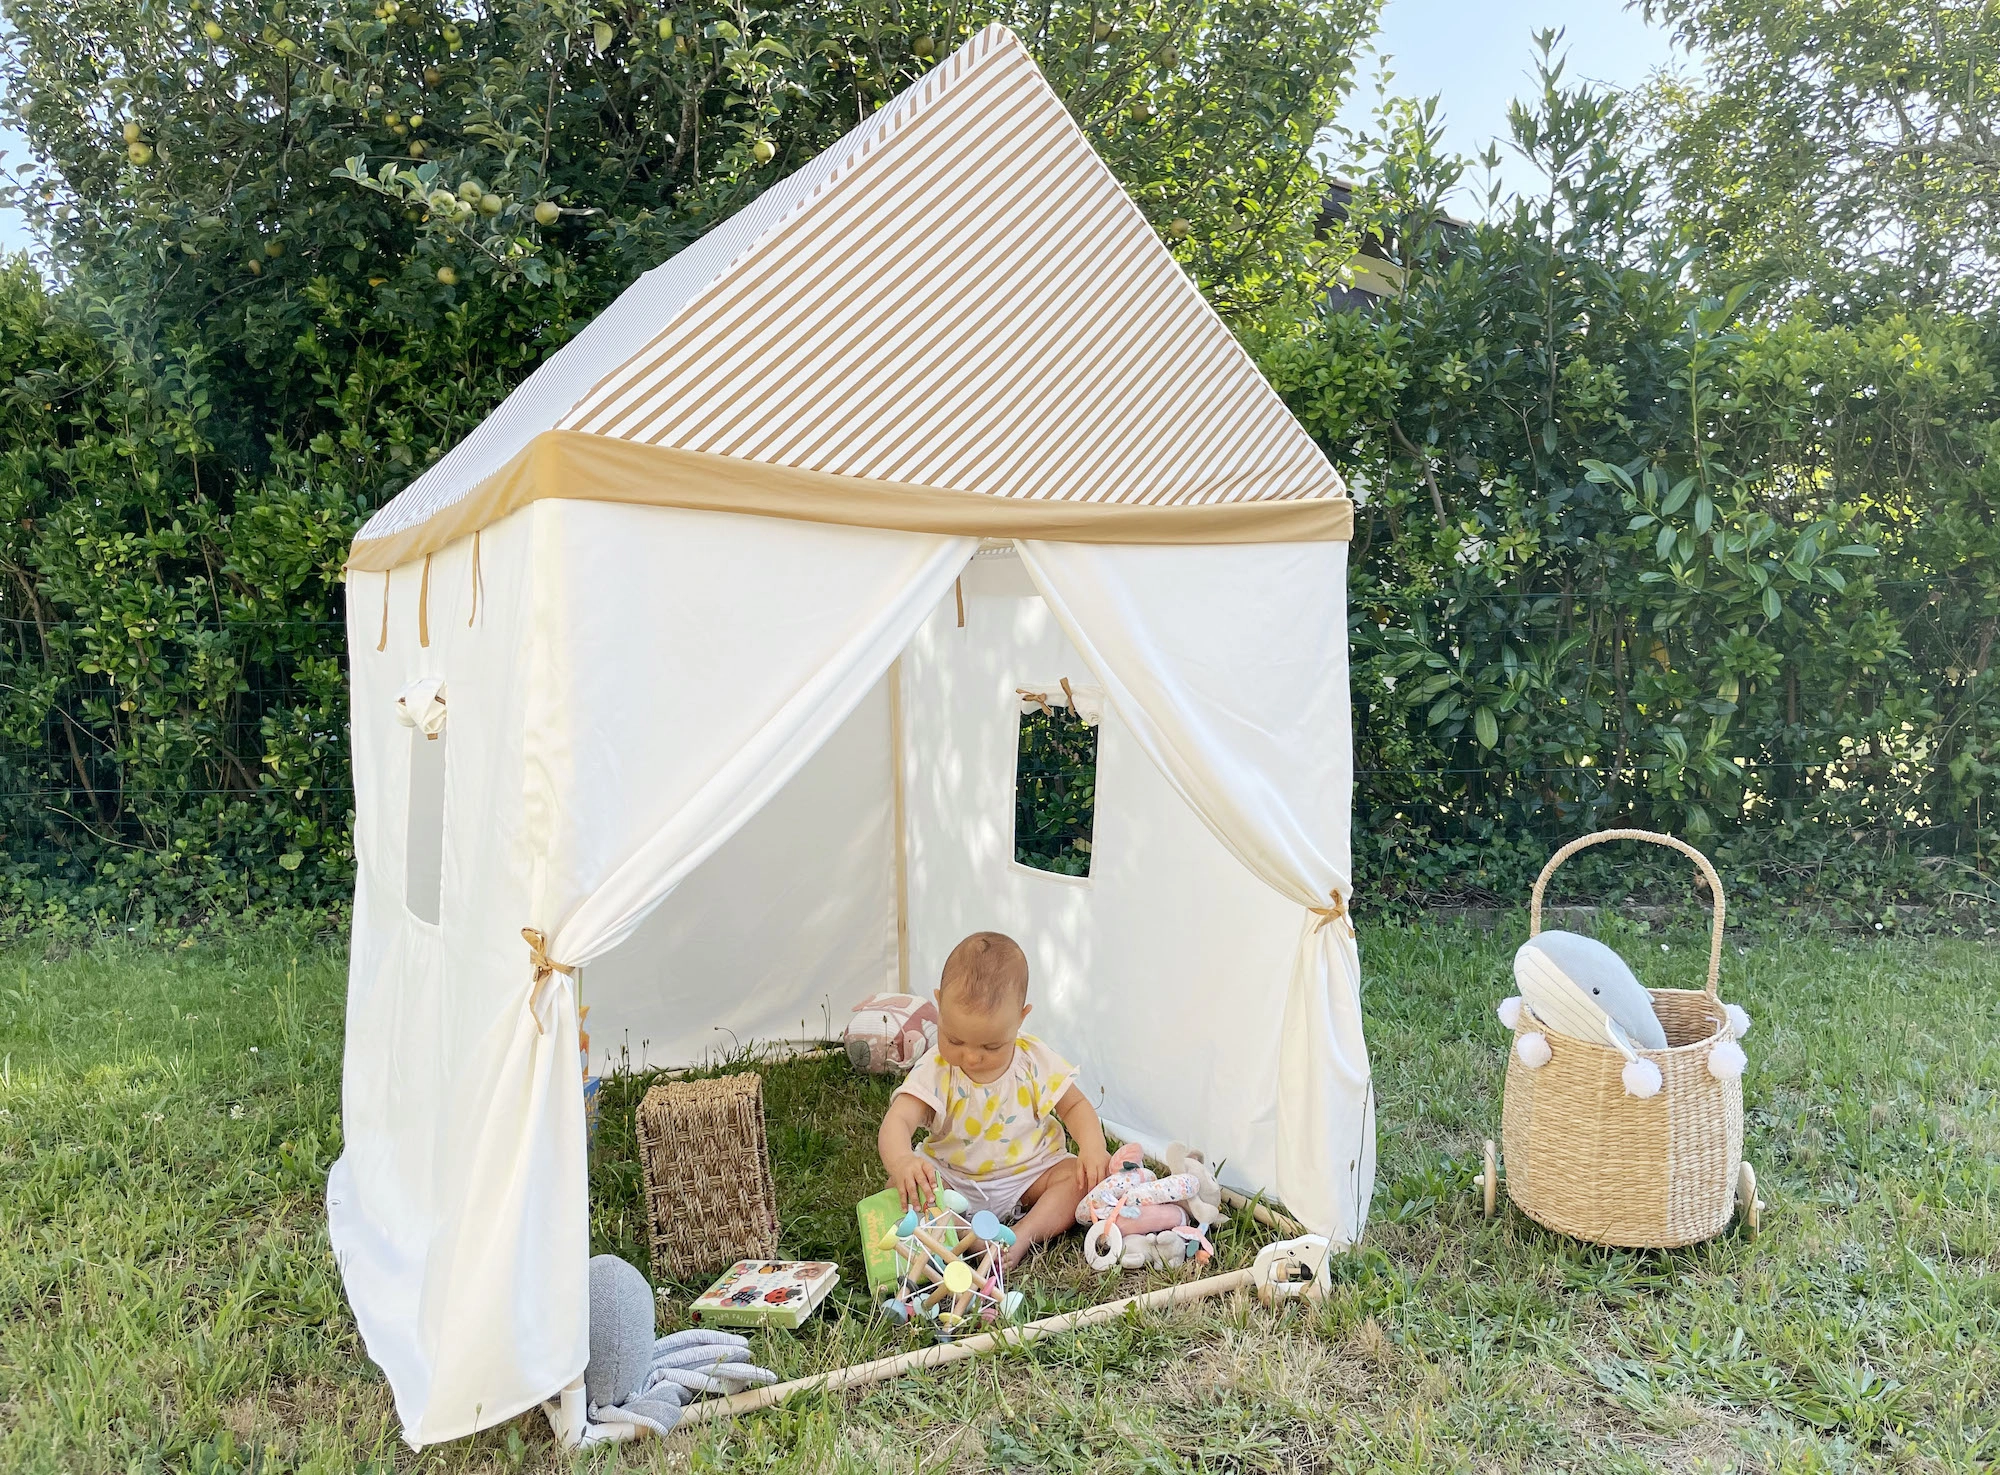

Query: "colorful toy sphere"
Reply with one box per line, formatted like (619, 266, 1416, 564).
(879, 1197, 1024, 1342)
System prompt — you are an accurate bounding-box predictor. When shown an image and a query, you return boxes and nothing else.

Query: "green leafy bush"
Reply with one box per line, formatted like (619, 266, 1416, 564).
(1266, 49, 1999, 913)
(0, 0, 1368, 922)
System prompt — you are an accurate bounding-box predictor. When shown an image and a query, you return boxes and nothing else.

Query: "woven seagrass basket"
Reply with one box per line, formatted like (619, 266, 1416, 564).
(1500, 829, 1744, 1248)
(636, 1072, 780, 1283)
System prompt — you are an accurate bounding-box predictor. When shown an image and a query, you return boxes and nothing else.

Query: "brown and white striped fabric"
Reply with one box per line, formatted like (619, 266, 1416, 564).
(356, 24, 1341, 553)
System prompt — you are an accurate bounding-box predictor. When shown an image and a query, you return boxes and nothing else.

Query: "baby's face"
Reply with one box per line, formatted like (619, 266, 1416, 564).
(933, 990, 1029, 1081)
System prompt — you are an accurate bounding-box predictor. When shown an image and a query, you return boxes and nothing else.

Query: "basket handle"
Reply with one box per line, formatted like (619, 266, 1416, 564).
(1529, 828, 1726, 999)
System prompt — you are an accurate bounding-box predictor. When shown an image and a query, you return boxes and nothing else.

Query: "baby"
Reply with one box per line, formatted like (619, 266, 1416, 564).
(877, 931, 1109, 1268)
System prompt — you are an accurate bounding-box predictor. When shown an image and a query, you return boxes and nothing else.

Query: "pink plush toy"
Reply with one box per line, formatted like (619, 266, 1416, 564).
(843, 993, 940, 1074)
(1075, 1142, 1223, 1271)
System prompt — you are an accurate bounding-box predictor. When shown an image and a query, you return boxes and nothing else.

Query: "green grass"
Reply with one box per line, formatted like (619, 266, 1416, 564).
(1, 920, 1995, 1472)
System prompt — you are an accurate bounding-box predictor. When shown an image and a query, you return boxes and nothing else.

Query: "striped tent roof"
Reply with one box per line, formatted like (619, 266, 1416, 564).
(355, 24, 1342, 556)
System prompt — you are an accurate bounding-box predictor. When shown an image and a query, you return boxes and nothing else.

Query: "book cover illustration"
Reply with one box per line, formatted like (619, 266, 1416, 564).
(689, 1259, 840, 1329)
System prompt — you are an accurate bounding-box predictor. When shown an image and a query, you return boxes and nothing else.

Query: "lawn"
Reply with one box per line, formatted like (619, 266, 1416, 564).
(0, 918, 1995, 1473)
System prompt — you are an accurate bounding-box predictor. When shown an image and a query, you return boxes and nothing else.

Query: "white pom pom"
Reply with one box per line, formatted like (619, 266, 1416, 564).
(1497, 995, 1523, 1030)
(1708, 1039, 1747, 1081)
(1515, 1031, 1552, 1069)
(1724, 1003, 1751, 1040)
(1622, 1057, 1663, 1098)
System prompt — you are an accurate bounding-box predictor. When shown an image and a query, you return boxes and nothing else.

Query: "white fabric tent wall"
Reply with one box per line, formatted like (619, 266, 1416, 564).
(901, 553, 1304, 1195)
(333, 501, 972, 1445)
(577, 676, 900, 1072)
(1019, 539, 1374, 1237)
(331, 507, 590, 1438)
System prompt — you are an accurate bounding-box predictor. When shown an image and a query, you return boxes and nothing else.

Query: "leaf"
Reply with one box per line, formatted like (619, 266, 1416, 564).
(1661, 477, 1694, 516)
(278, 851, 304, 871)
(1473, 707, 1499, 749)
(1762, 587, 1782, 620)
(1693, 493, 1713, 534)
(1580, 459, 1634, 492)
(1835, 544, 1879, 557)
(1818, 565, 1846, 591)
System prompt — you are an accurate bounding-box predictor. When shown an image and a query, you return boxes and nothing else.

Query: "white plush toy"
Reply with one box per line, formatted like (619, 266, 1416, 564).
(1502, 933, 1752, 1100)
(1513, 930, 1668, 1052)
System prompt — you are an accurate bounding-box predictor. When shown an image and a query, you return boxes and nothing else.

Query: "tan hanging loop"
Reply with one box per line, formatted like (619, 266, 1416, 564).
(1059, 676, 1077, 710)
(954, 576, 965, 628)
(521, 927, 578, 1037)
(467, 530, 483, 627)
(418, 554, 433, 648)
(377, 568, 391, 652)
(1308, 889, 1356, 938)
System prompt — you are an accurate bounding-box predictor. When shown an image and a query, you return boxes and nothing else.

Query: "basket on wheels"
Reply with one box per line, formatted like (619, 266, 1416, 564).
(1498, 829, 1748, 1248)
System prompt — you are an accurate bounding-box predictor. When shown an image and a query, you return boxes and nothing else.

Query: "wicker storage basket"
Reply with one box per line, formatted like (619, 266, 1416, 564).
(1500, 829, 1744, 1248)
(636, 1073, 780, 1283)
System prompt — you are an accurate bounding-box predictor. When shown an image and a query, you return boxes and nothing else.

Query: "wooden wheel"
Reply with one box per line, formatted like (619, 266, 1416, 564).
(1738, 1161, 1764, 1239)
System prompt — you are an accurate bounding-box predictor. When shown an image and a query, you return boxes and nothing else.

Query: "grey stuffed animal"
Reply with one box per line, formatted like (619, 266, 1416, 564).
(583, 1254, 778, 1438)
(1512, 930, 1667, 1050)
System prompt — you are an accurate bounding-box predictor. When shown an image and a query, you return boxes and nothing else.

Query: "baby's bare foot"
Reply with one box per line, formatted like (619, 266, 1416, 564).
(1001, 1238, 1032, 1272)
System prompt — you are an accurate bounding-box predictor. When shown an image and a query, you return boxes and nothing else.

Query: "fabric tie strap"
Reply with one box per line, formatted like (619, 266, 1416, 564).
(522, 927, 577, 1035)
(1308, 890, 1355, 938)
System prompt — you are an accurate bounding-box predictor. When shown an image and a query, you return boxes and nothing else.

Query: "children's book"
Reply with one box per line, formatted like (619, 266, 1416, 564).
(689, 1260, 839, 1329)
(856, 1187, 904, 1297)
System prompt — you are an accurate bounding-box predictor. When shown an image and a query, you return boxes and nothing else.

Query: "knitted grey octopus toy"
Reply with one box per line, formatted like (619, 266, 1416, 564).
(581, 1255, 778, 1439)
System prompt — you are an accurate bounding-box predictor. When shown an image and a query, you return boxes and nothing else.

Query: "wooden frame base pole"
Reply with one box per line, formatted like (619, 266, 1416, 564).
(675, 1267, 1258, 1428)
(1218, 1187, 1306, 1237)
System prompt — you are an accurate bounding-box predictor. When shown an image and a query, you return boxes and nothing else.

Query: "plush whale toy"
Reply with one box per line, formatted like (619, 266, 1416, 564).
(1512, 930, 1667, 1052)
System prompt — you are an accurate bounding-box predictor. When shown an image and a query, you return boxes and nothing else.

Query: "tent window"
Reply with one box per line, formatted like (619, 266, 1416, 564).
(406, 728, 447, 924)
(1014, 704, 1097, 876)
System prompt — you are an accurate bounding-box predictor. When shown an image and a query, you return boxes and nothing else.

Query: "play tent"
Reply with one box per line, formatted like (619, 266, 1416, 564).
(329, 23, 1371, 1447)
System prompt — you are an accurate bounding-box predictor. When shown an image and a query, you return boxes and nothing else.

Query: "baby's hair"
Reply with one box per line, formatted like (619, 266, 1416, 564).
(939, 931, 1029, 1013)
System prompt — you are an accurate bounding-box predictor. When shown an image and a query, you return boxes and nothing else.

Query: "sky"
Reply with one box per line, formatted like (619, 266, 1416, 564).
(1330, 0, 1691, 212)
(0, 1, 1688, 260)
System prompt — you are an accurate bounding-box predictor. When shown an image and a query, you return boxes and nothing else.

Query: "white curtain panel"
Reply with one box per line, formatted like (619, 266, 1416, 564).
(523, 503, 973, 965)
(366, 505, 969, 1445)
(1016, 538, 1375, 1242)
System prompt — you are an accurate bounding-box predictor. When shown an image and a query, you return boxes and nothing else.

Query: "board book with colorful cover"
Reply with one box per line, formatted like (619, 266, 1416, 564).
(689, 1260, 839, 1329)
(856, 1187, 904, 1297)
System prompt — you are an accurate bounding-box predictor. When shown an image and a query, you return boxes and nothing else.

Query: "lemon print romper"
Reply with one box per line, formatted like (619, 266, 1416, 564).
(893, 1033, 1078, 1220)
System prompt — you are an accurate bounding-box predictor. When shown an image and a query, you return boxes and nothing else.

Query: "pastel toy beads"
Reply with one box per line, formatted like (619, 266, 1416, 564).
(874, 1194, 1026, 1340)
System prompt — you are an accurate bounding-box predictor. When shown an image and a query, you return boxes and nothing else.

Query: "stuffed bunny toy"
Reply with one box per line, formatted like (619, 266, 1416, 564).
(1076, 1141, 1224, 1270)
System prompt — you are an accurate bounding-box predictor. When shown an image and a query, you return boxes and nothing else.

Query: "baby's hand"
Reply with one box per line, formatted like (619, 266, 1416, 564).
(1078, 1141, 1111, 1192)
(889, 1153, 936, 1211)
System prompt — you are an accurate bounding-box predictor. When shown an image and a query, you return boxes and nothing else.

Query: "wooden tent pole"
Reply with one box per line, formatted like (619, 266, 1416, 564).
(676, 1267, 1257, 1428)
(887, 658, 910, 992)
(1218, 1188, 1306, 1237)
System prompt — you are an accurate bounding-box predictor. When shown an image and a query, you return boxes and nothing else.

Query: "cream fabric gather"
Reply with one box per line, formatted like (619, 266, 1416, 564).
(392, 676, 448, 735)
(1017, 541, 1375, 1240)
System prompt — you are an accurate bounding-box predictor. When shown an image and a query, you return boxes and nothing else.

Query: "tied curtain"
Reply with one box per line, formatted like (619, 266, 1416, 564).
(405, 503, 974, 1444)
(1017, 537, 1374, 1244)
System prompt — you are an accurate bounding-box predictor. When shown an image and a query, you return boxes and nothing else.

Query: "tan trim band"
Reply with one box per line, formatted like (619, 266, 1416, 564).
(346, 431, 1351, 571)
